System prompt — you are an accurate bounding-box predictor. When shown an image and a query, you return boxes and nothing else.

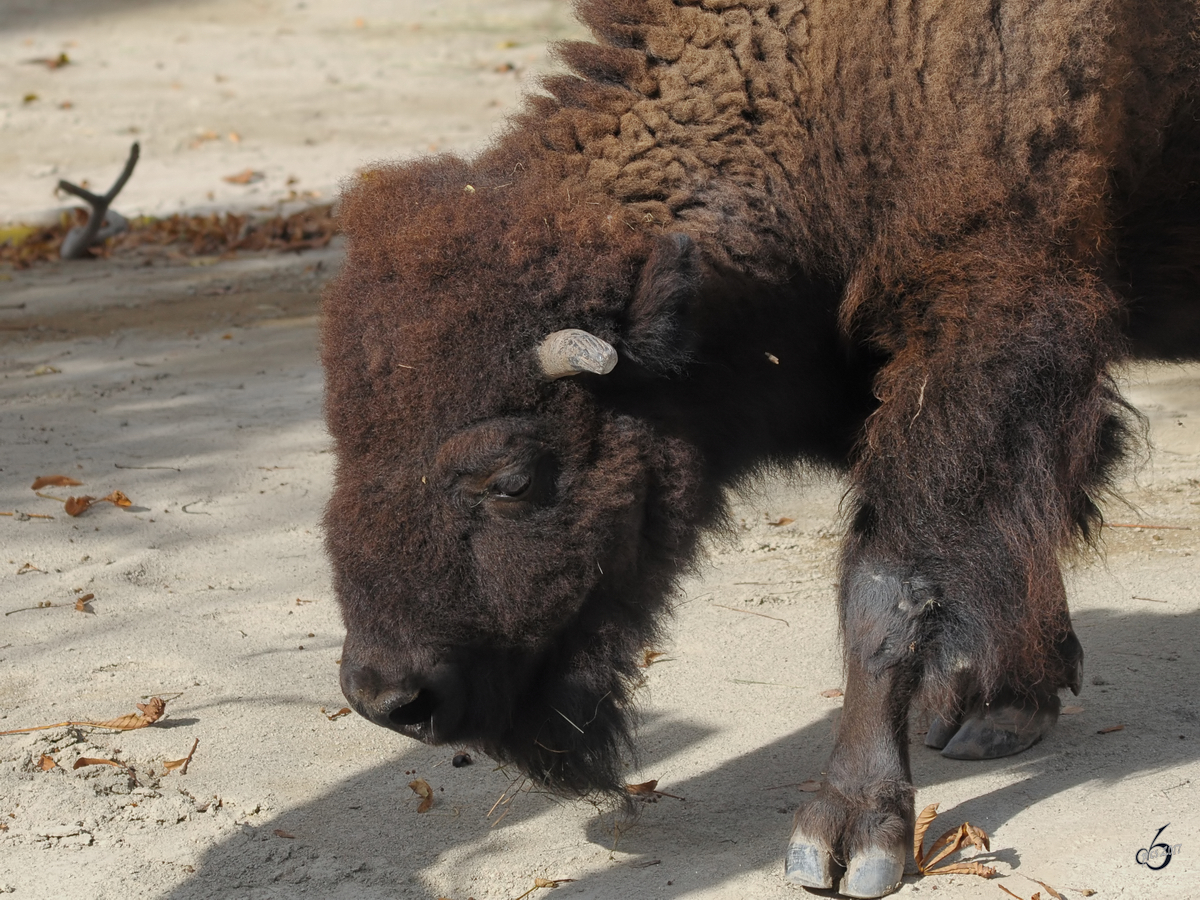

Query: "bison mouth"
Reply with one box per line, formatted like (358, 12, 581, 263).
(340, 641, 640, 799)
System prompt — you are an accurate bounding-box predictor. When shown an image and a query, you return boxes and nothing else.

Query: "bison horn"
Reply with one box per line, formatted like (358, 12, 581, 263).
(536, 329, 618, 379)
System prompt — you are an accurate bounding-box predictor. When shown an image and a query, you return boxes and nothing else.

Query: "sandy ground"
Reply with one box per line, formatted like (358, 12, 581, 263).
(1, 0, 585, 225)
(2, 3, 1200, 900)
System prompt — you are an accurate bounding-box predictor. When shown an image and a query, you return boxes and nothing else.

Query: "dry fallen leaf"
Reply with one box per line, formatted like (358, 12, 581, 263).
(38, 754, 57, 771)
(26, 52, 70, 69)
(998, 888, 1054, 900)
(1027, 878, 1065, 900)
(74, 592, 95, 612)
(323, 707, 352, 721)
(928, 861, 998, 877)
(912, 803, 995, 880)
(0, 696, 166, 735)
(1097, 724, 1125, 734)
(768, 516, 795, 527)
(409, 778, 434, 813)
(1061, 706, 1084, 715)
(626, 779, 659, 795)
(639, 650, 667, 668)
(820, 688, 844, 698)
(73, 757, 133, 775)
(625, 779, 685, 801)
(163, 738, 200, 774)
(273, 829, 295, 839)
(31, 475, 83, 489)
(914, 803, 940, 867)
(223, 169, 264, 185)
(64, 490, 133, 517)
(64, 496, 92, 516)
(90, 697, 167, 730)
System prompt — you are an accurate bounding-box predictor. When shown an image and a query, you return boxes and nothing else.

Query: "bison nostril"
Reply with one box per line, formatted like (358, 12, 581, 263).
(388, 688, 437, 728)
(342, 661, 382, 702)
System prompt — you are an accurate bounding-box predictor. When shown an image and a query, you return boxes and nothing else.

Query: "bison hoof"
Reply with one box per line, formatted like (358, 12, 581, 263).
(922, 714, 960, 750)
(841, 846, 906, 898)
(784, 831, 835, 889)
(785, 824, 905, 898)
(938, 693, 1060, 760)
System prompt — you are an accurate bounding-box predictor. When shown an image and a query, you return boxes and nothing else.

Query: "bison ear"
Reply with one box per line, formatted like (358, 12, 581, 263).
(621, 233, 702, 376)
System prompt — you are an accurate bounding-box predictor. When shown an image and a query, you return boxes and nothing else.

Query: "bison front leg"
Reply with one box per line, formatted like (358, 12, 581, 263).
(786, 564, 929, 897)
(786, 257, 1129, 898)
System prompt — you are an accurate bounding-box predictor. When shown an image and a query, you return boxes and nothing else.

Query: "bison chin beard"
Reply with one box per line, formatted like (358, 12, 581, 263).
(475, 620, 648, 803)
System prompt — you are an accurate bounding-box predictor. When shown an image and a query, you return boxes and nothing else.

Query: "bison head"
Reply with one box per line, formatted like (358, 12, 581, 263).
(321, 158, 722, 797)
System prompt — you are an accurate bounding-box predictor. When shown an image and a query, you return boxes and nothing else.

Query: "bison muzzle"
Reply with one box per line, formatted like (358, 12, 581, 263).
(322, 1, 1200, 896)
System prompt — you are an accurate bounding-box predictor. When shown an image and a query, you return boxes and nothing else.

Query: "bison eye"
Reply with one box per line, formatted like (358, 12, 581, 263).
(475, 452, 557, 516)
(488, 471, 532, 500)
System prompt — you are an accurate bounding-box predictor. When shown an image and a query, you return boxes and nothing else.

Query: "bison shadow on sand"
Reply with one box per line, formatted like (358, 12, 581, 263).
(319, 1, 1200, 897)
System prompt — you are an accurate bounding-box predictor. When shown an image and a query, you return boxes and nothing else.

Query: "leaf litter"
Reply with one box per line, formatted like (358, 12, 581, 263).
(638, 649, 669, 668)
(30, 475, 84, 489)
(998, 878, 1073, 900)
(64, 491, 134, 517)
(223, 168, 265, 185)
(409, 778, 435, 813)
(1, 204, 337, 269)
(163, 738, 200, 774)
(913, 803, 996, 880)
(73, 757, 134, 774)
(0, 697, 167, 735)
(625, 779, 684, 801)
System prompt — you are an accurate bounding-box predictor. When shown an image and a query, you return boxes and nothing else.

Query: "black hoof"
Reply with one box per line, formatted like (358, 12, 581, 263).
(923, 714, 960, 750)
(940, 693, 1060, 759)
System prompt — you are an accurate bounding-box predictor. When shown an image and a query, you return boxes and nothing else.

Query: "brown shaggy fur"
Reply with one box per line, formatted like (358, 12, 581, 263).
(323, 0, 1200, 886)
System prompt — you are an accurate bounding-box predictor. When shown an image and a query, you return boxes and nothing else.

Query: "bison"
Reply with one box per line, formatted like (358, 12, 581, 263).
(321, 1, 1200, 896)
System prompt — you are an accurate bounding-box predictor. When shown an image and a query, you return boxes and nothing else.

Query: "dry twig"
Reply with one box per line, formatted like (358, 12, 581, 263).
(164, 738, 200, 774)
(711, 603, 790, 626)
(58, 143, 140, 259)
